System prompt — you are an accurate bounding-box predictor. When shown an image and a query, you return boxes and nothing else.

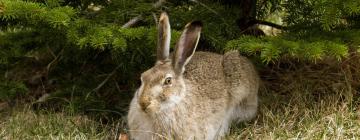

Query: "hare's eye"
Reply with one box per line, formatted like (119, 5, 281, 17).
(164, 77, 172, 85)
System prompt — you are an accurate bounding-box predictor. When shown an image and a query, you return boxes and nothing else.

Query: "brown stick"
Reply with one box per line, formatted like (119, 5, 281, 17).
(121, 15, 143, 28)
(121, 0, 166, 28)
(86, 64, 122, 99)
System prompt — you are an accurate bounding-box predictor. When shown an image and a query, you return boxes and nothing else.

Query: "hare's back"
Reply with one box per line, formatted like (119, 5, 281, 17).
(223, 50, 259, 89)
(184, 51, 224, 83)
(184, 51, 259, 99)
(223, 50, 259, 103)
(184, 51, 227, 99)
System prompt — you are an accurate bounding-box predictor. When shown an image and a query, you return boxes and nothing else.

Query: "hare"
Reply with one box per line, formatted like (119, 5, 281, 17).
(127, 12, 259, 140)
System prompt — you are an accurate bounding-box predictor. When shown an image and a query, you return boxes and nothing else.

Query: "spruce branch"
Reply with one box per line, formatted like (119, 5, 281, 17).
(87, 0, 167, 96)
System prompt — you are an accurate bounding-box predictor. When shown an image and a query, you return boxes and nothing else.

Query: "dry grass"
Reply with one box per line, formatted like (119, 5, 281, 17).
(1, 59, 360, 140)
(228, 87, 360, 139)
(227, 58, 360, 139)
(0, 106, 125, 140)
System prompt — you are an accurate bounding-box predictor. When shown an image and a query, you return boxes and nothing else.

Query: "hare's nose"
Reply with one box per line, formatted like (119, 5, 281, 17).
(139, 95, 151, 111)
(139, 101, 150, 111)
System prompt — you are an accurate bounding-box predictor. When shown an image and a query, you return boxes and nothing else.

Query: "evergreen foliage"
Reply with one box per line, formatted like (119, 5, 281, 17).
(1, 0, 359, 60)
(284, 0, 360, 31)
(226, 30, 360, 63)
(0, 0, 75, 28)
(225, 0, 360, 63)
(0, 79, 27, 101)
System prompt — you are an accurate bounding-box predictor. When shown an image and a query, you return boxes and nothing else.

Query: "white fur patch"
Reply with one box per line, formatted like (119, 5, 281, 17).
(151, 85, 162, 96)
(160, 84, 186, 111)
(165, 73, 173, 78)
(137, 84, 144, 97)
(168, 94, 183, 104)
(160, 95, 182, 110)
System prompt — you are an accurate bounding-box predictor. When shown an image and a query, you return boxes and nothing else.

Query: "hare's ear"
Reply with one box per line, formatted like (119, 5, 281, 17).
(157, 12, 171, 62)
(172, 21, 202, 75)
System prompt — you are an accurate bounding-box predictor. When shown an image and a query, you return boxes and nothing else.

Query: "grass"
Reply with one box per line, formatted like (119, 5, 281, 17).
(228, 89, 360, 139)
(1, 60, 360, 139)
(226, 59, 360, 139)
(1, 87, 359, 140)
(0, 106, 124, 139)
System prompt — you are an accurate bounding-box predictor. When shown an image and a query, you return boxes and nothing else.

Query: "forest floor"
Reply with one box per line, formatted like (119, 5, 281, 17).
(1, 61, 360, 139)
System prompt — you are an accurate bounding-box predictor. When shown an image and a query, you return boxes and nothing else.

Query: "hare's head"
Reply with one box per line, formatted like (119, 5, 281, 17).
(136, 12, 202, 114)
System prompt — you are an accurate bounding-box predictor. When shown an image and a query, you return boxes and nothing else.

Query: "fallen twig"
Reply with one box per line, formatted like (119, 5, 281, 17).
(46, 47, 64, 73)
(86, 64, 122, 99)
(121, 0, 166, 28)
(121, 15, 143, 28)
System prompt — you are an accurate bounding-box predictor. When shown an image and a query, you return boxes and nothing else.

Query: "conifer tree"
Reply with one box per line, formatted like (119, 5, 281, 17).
(1, 0, 360, 102)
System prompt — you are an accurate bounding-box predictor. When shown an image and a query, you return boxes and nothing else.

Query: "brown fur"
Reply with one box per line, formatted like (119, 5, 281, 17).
(127, 13, 259, 140)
